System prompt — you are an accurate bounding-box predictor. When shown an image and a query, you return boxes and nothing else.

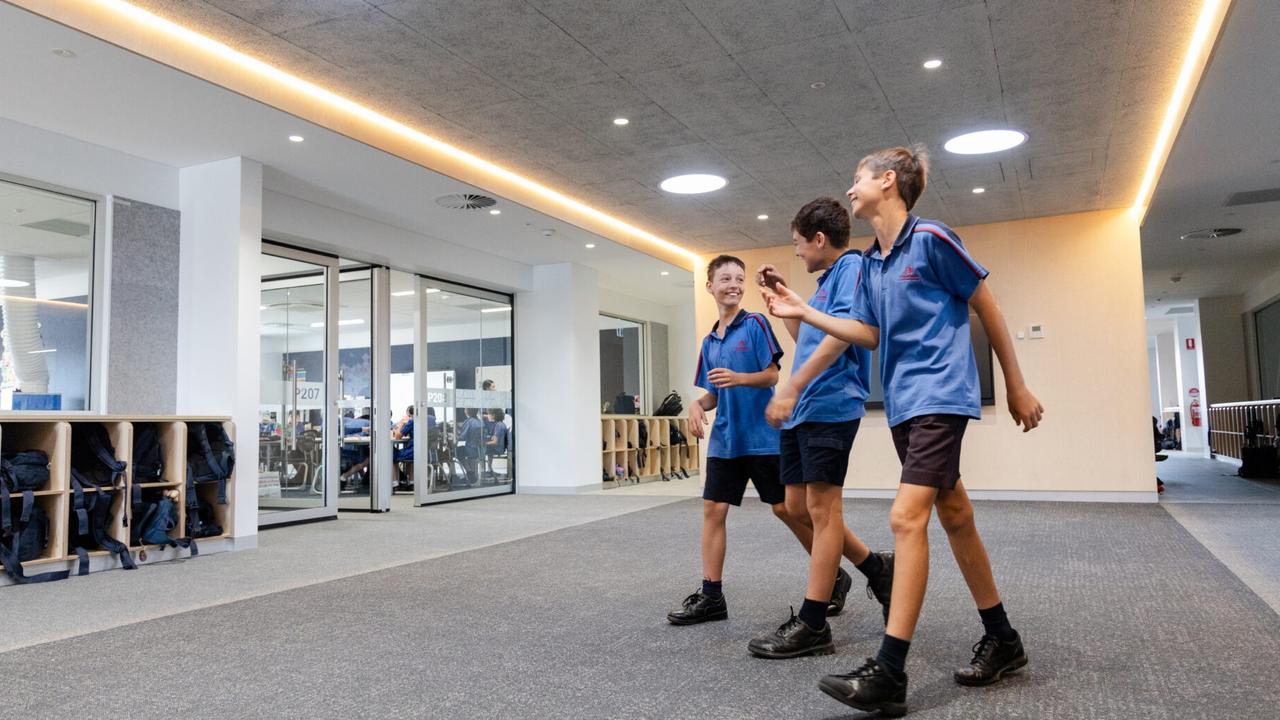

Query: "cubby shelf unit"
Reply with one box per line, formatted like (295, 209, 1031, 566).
(601, 414, 699, 487)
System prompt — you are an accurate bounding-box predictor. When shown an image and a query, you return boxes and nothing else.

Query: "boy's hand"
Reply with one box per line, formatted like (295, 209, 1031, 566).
(756, 264, 787, 292)
(762, 283, 808, 319)
(765, 385, 797, 428)
(689, 403, 707, 439)
(707, 368, 743, 388)
(1008, 385, 1044, 432)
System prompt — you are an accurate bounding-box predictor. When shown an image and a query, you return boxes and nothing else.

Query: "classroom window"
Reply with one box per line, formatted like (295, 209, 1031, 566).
(599, 314, 645, 414)
(0, 177, 95, 411)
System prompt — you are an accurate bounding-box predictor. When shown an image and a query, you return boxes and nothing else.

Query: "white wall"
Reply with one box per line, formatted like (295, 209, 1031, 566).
(176, 156, 263, 543)
(0, 117, 177, 208)
(1173, 312, 1208, 454)
(514, 263, 601, 493)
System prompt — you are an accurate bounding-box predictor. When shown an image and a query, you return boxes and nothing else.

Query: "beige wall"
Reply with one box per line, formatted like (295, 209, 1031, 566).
(1199, 295, 1250, 405)
(694, 209, 1155, 497)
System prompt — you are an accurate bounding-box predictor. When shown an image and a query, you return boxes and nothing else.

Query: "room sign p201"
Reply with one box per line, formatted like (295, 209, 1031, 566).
(1185, 338, 1196, 350)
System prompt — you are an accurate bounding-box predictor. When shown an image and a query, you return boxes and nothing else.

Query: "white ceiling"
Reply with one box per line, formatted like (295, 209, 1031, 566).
(118, 0, 1198, 248)
(1141, 0, 1280, 304)
(0, 2, 695, 306)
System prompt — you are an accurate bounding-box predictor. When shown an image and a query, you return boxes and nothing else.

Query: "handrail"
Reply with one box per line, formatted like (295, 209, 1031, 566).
(1208, 400, 1280, 461)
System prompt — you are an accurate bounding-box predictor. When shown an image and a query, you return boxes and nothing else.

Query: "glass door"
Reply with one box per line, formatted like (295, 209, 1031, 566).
(258, 243, 339, 525)
(416, 278, 514, 504)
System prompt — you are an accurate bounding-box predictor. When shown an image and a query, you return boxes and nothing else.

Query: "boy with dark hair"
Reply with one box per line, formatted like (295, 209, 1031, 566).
(670, 254, 859, 626)
(744, 199, 893, 660)
(764, 146, 1043, 716)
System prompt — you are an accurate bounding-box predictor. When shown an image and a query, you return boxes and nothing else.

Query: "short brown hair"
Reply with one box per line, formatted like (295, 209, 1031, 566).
(790, 198, 850, 249)
(706, 254, 746, 283)
(859, 144, 929, 210)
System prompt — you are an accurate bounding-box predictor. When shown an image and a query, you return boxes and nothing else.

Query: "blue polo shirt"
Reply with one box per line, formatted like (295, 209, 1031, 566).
(694, 311, 784, 458)
(853, 215, 990, 427)
(787, 251, 871, 429)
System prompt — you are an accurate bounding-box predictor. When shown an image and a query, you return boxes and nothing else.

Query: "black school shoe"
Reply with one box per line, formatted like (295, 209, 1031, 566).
(864, 551, 895, 623)
(953, 632, 1028, 686)
(818, 658, 909, 717)
(827, 567, 854, 616)
(666, 591, 728, 625)
(747, 609, 834, 659)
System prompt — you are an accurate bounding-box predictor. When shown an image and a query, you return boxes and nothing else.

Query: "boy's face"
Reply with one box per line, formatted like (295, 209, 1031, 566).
(706, 262, 746, 309)
(847, 164, 889, 219)
(792, 229, 826, 273)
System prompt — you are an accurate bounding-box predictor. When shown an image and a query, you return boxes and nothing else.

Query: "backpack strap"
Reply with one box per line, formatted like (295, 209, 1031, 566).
(0, 535, 69, 584)
(192, 424, 230, 504)
(69, 469, 135, 575)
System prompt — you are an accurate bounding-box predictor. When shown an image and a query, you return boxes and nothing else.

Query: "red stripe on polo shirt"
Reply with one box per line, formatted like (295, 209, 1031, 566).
(748, 313, 779, 353)
(916, 225, 985, 278)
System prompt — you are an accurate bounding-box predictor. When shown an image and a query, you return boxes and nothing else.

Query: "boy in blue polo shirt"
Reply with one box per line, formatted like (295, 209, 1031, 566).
(669, 255, 811, 625)
(744, 199, 894, 660)
(764, 146, 1043, 716)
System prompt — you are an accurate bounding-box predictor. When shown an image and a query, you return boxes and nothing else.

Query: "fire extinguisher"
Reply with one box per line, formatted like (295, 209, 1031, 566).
(1190, 399, 1201, 427)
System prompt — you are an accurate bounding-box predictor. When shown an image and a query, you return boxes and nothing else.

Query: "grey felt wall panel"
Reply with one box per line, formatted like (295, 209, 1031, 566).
(108, 197, 179, 414)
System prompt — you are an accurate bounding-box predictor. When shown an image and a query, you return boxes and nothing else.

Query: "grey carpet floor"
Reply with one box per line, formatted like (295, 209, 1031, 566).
(4, 498, 1280, 719)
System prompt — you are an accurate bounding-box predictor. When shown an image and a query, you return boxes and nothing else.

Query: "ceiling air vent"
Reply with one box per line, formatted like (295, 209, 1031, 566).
(1180, 228, 1242, 240)
(1225, 188, 1280, 206)
(1164, 306, 1195, 316)
(22, 218, 92, 237)
(435, 193, 497, 211)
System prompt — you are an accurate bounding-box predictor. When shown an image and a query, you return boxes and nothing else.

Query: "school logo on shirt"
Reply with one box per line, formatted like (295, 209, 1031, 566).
(899, 265, 922, 282)
(735, 339, 749, 352)
(814, 288, 829, 303)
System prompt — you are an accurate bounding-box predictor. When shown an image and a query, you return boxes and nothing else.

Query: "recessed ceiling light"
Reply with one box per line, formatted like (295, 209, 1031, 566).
(923, 59, 943, 69)
(424, 288, 440, 294)
(51, 48, 76, 58)
(288, 135, 304, 143)
(757, 214, 769, 220)
(613, 118, 629, 126)
(944, 129, 1027, 155)
(0, 279, 31, 288)
(660, 174, 727, 194)
(259, 304, 267, 310)
(391, 290, 416, 297)
(27, 348, 57, 354)
(972, 187, 986, 194)
(660, 271, 670, 276)
(810, 81, 826, 90)
(489, 209, 501, 215)
(481, 307, 512, 313)
(585, 243, 596, 249)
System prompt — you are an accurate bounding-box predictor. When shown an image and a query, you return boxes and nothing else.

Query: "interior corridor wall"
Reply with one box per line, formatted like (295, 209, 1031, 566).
(693, 209, 1156, 500)
(1198, 295, 1249, 405)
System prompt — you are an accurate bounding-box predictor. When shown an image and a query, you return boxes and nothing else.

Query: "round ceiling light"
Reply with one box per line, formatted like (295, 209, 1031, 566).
(0, 279, 30, 288)
(489, 209, 501, 215)
(972, 187, 986, 194)
(660, 271, 670, 276)
(923, 59, 942, 69)
(288, 135, 304, 143)
(585, 243, 596, 249)
(51, 48, 76, 58)
(613, 117, 629, 126)
(660, 174, 726, 194)
(757, 214, 769, 220)
(944, 129, 1027, 155)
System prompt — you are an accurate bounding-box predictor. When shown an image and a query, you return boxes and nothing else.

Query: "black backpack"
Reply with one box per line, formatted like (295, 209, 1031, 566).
(655, 391, 683, 417)
(133, 495, 198, 555)
(184, 466, 224, 540)
(68, 468, 136, 576)
(132, 425, 164, 482)
(636, 422, 648, 470)
(0, 502, 68, 584)
(0, 451, 50, 544)
(669, 425, 687, 447)
(187, 422, 233, 505)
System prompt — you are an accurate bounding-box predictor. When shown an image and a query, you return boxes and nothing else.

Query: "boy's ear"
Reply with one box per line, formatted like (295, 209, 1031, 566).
(881, 169, 896, 191)
(813, 231, 827, 249)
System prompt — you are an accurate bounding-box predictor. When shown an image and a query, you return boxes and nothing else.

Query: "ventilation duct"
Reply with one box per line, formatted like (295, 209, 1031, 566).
(0, 256, 49, 393)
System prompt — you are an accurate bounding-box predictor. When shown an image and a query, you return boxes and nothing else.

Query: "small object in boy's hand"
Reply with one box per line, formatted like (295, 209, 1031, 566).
(757, 266, 786, 292)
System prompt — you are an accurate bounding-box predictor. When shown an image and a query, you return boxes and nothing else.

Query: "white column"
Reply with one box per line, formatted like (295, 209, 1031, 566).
(514, 263, 601, 493)
(176, 157, 263, 542)
(1174, 310, 1209, 455)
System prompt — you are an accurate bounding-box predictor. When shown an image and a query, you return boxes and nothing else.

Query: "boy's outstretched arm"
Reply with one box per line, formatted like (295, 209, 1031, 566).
(969, 281, 1044, 432)
(761, 284, 879, 350)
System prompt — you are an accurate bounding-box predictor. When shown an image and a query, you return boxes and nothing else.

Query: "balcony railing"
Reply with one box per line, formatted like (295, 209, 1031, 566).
(1208, 400, 1280, 460)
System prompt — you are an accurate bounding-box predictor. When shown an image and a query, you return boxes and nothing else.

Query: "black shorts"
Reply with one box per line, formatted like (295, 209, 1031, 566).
(779, 419, 860, 488)
(704, 455, 784, 506)
(890, 414, 970, 489)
